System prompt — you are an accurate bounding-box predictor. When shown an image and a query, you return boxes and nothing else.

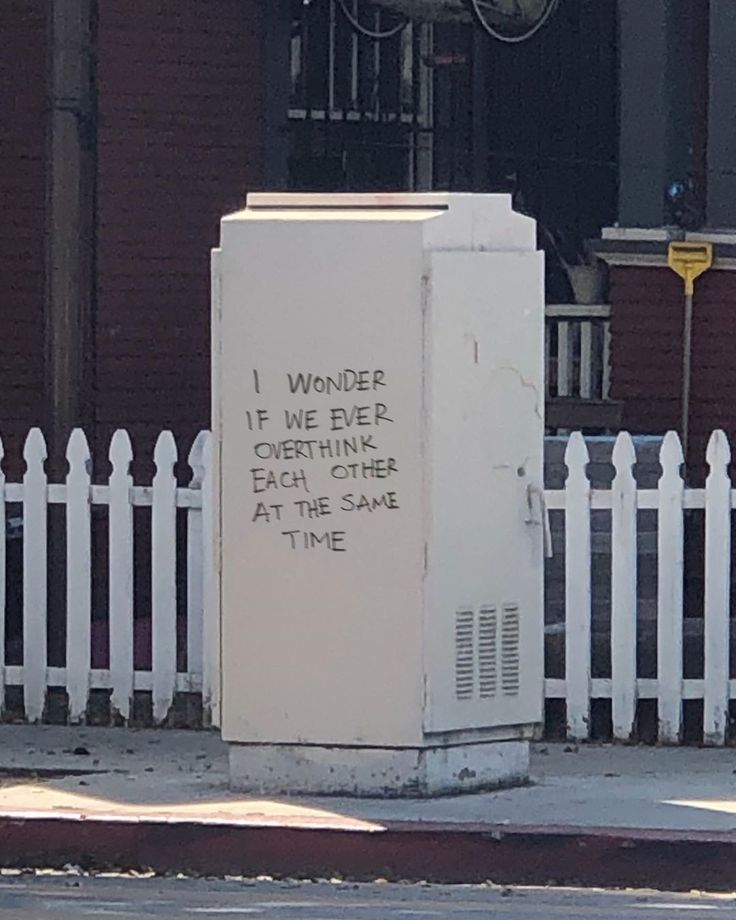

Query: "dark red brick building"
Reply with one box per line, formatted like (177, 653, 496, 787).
(1, 0, 288, 478)
(94, 1, 269, 469)
(590, 2, 736, 473)
(0, 2, 47, 471)
(599, 245, 736, 479)
(5, 0, 736, 480)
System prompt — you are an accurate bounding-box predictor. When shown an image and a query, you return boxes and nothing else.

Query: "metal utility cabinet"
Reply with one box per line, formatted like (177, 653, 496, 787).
(213, 193, 545, 796)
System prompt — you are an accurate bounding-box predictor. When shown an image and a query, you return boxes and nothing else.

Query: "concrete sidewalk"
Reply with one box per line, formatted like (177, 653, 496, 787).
(0, 726, 736, 889)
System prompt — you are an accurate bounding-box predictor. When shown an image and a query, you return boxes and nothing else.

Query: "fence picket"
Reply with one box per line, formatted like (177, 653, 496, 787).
(602, 323, 612, 400)
(611, 432, 638, 740)
(200, 430, 220, 727)
(579, 322, 593, 399)
(657, 432, 685, 743)
(704, 430, 731, 745)
(152, 431, 178, 723)
(109, 430, 134, 722)
(187, 433, 207, 689)
(22, 429, 48, 723)
(557, 321, 571, 396)
(564, 432, 591, 739)
(65, 429, 92, 723)
(0, 436, 5, 710)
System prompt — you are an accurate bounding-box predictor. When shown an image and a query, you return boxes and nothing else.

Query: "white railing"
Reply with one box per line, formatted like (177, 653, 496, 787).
(545, 303, 611, 401)
(0, 428, 218, 727)
(545, 428, 733, 745)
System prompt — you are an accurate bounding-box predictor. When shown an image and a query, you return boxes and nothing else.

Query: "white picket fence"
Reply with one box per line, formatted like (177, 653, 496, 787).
(7, 421, 736, 745)
(545, 428, 735, 745)
(0, 427, 218, 726)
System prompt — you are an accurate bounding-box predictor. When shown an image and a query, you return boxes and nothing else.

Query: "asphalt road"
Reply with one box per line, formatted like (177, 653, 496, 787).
(0, 875, 732, 919)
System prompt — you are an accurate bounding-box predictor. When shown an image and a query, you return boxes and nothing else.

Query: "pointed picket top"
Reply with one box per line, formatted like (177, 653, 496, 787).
(152, 429, 178, 724)
(706, 429, 731, 473)
(704, 428, 731, 745)
(657, 430, 685, 745)
(564, 431, 592, 741)
(109, 429, 133, 472)
(65, 428, 91, 475)
(612, 430, 636, 483)
(611, 429, 637, 742)
(188, 430, 210, 488)
(659, 430, 685, 480)
(66, 428, 92, 724)
(108, 428, 134, 724)
(564, 431, 590, 486)
(23, 428, 47, 466)
(154, 430, 178, 474)
(23, 427, 48, 724)
(0, 432, 5, 471)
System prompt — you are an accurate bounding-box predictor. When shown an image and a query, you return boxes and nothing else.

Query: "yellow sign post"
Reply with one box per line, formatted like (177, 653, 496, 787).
(667, 241, 713, 458)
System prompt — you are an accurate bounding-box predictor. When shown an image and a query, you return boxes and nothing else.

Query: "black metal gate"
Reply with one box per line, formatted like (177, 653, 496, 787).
(288, 0, 434, 191)
(288, 0, 618, 252)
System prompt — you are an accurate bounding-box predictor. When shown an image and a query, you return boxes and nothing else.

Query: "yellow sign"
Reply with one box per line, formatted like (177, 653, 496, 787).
(668, 241, 713, 295)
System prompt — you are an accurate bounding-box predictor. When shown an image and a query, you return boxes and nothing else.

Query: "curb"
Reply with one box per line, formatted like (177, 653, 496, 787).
(0, 813, 735, 891)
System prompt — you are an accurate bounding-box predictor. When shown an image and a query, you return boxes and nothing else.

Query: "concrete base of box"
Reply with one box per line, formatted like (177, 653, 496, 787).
(228, 739, 530, 798)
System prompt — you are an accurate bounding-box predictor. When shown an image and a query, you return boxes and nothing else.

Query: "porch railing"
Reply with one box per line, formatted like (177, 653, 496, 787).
(545, 303, 621, 432)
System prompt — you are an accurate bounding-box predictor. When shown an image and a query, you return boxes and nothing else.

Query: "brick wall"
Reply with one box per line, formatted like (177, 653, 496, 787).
(687, 268, 736, 473)
(95, 0, 266, 477)
(609, 264, 736, 481)
(0, 2, 268, 477)
(0, 1, 46, 476)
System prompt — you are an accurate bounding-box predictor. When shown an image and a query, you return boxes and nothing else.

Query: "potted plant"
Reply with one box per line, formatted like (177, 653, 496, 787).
(540, 227, 607, 305)
(563, 241, 607, 306)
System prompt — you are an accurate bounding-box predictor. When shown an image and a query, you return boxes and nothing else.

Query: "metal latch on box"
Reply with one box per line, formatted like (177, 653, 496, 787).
(526, 483, 553, 558)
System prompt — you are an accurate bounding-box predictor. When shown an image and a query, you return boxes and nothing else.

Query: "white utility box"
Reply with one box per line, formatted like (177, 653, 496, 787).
(213, 192, 545, 797)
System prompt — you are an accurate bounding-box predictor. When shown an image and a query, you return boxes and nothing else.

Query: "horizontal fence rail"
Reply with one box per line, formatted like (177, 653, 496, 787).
(544, 428, 736, 745)
(0, 428, 218, 727)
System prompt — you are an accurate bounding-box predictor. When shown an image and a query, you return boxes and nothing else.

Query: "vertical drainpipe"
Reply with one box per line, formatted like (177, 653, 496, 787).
(45, 0, 97, 479)
(45, 0, 97, 668)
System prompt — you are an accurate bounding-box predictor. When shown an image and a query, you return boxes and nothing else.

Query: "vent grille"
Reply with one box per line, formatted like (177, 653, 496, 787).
(454, 610, 475, 700)
(501, 604, 521, 696)
(478, 606, 498, 699)
(454, 604, 521, 702)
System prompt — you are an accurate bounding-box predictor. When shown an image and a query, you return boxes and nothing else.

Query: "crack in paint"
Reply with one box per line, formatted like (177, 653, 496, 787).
(496, 365, 543, 422)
